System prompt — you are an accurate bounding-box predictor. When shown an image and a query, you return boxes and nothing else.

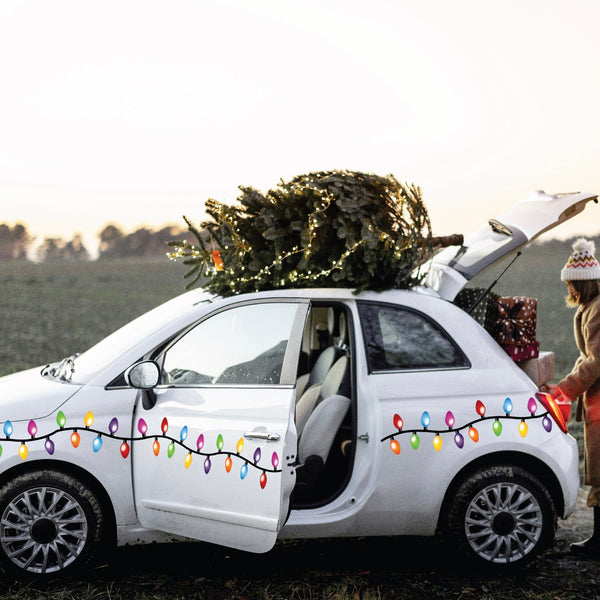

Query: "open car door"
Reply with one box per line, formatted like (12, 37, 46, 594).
(132, 299, 309, 553)
(423, 190, 598, 301)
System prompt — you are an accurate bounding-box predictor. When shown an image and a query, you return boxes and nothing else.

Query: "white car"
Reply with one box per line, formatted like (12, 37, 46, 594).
(0, 191, 596, 577)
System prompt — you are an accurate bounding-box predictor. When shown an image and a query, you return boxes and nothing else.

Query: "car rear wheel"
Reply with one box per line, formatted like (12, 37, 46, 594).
(447, 465, 556, 569)
(0, 470, 108, 578)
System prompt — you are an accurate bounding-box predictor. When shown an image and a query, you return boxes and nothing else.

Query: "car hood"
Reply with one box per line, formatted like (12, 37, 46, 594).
(0, 367, 81, 422)
(422, 190, 598, 300)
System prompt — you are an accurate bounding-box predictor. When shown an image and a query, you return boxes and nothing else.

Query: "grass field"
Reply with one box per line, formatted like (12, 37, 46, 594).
(0, 245, 596, 599)
(0, 242, 583, 379)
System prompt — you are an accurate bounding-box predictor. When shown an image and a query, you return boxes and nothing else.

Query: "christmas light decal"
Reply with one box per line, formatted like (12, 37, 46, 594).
(84, 411, 94, 428)
(93, 436, 103, 453)
(382, 396, 562, 455)
(56, 412, 66, 429)
(27, 420, 37, 438)
(19, 443, 28, 461)
(185, 453, 193, 469)
(138, 418, 148, 437)
(468, 426, 479, 443)
(120, 441, 130, 459)
(393, 414, 404, 430)
(45, 437, 55, 455)
(71, 431, 80, 448)
(493, 419, 503, 437)
(527, 397, 538, 415)
(519, 421, 528, 438)
(475, 401, 486, 418)
(0, 412, 282, 490)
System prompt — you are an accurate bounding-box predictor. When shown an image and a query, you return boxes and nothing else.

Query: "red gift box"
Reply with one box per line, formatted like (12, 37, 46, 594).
(494, 296, 537, 346)
(502, 341, 539, 362)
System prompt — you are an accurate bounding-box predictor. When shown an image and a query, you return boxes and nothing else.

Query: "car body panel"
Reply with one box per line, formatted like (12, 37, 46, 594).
(425, 191, 598, 300)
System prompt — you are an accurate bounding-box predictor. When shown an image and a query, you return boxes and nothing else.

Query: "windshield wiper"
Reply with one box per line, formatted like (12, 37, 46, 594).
(42, 353, 80, 382)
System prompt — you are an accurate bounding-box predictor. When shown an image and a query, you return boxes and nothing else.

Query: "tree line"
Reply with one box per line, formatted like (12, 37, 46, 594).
(0, 222, 191, 262)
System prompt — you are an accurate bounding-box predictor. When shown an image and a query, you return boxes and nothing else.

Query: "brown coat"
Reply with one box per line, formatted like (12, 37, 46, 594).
(558, 293, 600, 487)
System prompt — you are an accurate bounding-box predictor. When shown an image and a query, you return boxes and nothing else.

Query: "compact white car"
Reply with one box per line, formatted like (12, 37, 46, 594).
(0, 191, 596, 577)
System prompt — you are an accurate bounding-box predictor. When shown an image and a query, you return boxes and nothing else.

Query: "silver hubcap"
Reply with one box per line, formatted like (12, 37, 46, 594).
(0, 486, 88, 574)
(464, 482, 543, 563)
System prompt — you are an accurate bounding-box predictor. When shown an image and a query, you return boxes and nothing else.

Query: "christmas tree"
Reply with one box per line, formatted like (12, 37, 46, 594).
(168, 170, 434, 296)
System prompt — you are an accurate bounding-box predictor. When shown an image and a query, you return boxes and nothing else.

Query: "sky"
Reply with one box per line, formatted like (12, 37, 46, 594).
(1, 0, 600, 256)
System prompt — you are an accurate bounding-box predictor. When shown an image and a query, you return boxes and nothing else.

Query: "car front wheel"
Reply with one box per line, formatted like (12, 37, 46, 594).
(447, 465, 556, 568)
(0, 470, 108, 577)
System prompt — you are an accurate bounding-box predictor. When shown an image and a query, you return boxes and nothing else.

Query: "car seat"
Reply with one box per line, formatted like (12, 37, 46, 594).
(295, 355, 349, 437)
(296, 309, 348, 398)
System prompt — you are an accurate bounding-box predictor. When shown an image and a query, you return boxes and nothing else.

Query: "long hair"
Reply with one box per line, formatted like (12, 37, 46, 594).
(565, 279, 600, 308)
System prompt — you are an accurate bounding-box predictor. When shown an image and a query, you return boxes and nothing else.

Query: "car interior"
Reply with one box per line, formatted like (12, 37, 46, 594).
(292, 303, 355, 508)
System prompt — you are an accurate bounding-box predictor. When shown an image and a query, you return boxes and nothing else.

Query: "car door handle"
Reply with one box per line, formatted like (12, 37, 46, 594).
(243, 431, 281, 442)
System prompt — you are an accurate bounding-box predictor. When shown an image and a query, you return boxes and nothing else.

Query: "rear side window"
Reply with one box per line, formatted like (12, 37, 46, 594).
(358, 302, 468, 372)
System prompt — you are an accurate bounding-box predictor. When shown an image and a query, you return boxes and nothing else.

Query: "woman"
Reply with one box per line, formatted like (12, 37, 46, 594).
(549, 238, 600, 556)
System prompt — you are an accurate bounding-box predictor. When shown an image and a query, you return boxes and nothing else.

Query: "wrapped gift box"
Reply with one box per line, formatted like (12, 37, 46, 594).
(503, 341, 539, 362)
(494, 296, 537, 346)
(518, 351, 555, 387)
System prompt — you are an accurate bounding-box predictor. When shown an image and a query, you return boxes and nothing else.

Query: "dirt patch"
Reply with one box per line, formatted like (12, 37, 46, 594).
(3, 488, 599, 600)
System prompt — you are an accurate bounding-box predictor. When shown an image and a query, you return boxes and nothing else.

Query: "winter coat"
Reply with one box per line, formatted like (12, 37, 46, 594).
(558, 293, 600, 487)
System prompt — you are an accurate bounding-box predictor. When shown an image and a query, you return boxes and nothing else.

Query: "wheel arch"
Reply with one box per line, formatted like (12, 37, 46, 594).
(437, 451, 564, 533)
(0, 459, 117, 545)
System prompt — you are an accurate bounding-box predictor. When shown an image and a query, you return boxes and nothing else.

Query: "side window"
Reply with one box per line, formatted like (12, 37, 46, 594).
(358, 302, 468, 372)
(161, 303, 300, 386)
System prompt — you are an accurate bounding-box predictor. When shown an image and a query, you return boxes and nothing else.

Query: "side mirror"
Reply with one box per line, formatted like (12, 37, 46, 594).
(125, 361, 160, 390)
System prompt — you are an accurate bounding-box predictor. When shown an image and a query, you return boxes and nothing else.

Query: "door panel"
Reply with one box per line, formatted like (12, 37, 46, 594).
(132, 300, 308, 553)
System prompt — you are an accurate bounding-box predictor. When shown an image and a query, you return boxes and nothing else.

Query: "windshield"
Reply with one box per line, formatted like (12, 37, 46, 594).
(64, 289, 214, 383)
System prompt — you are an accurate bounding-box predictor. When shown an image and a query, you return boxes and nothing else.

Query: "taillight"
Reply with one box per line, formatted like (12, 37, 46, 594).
(535, 392, 568, 434)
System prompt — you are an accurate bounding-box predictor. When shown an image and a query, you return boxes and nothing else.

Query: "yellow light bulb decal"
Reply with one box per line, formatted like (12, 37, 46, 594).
(18, 443, 28, 460)
(433, 435, 443, 452)
(84, 411, 94, 428)
(184, 452, 193, 469)
(519, 420, 528, 438)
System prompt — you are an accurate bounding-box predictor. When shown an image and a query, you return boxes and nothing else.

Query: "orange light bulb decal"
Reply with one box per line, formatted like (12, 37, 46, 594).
(468, 426, 479, 442)
(71, 431, 81, 448)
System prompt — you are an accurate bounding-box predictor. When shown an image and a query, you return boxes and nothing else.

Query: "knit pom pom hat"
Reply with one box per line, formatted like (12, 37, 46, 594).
(561, 238, 600, 281)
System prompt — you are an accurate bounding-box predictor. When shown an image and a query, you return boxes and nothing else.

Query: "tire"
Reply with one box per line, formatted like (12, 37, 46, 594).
(0, 470, 108, 578)
(446, 465, 556, 569)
